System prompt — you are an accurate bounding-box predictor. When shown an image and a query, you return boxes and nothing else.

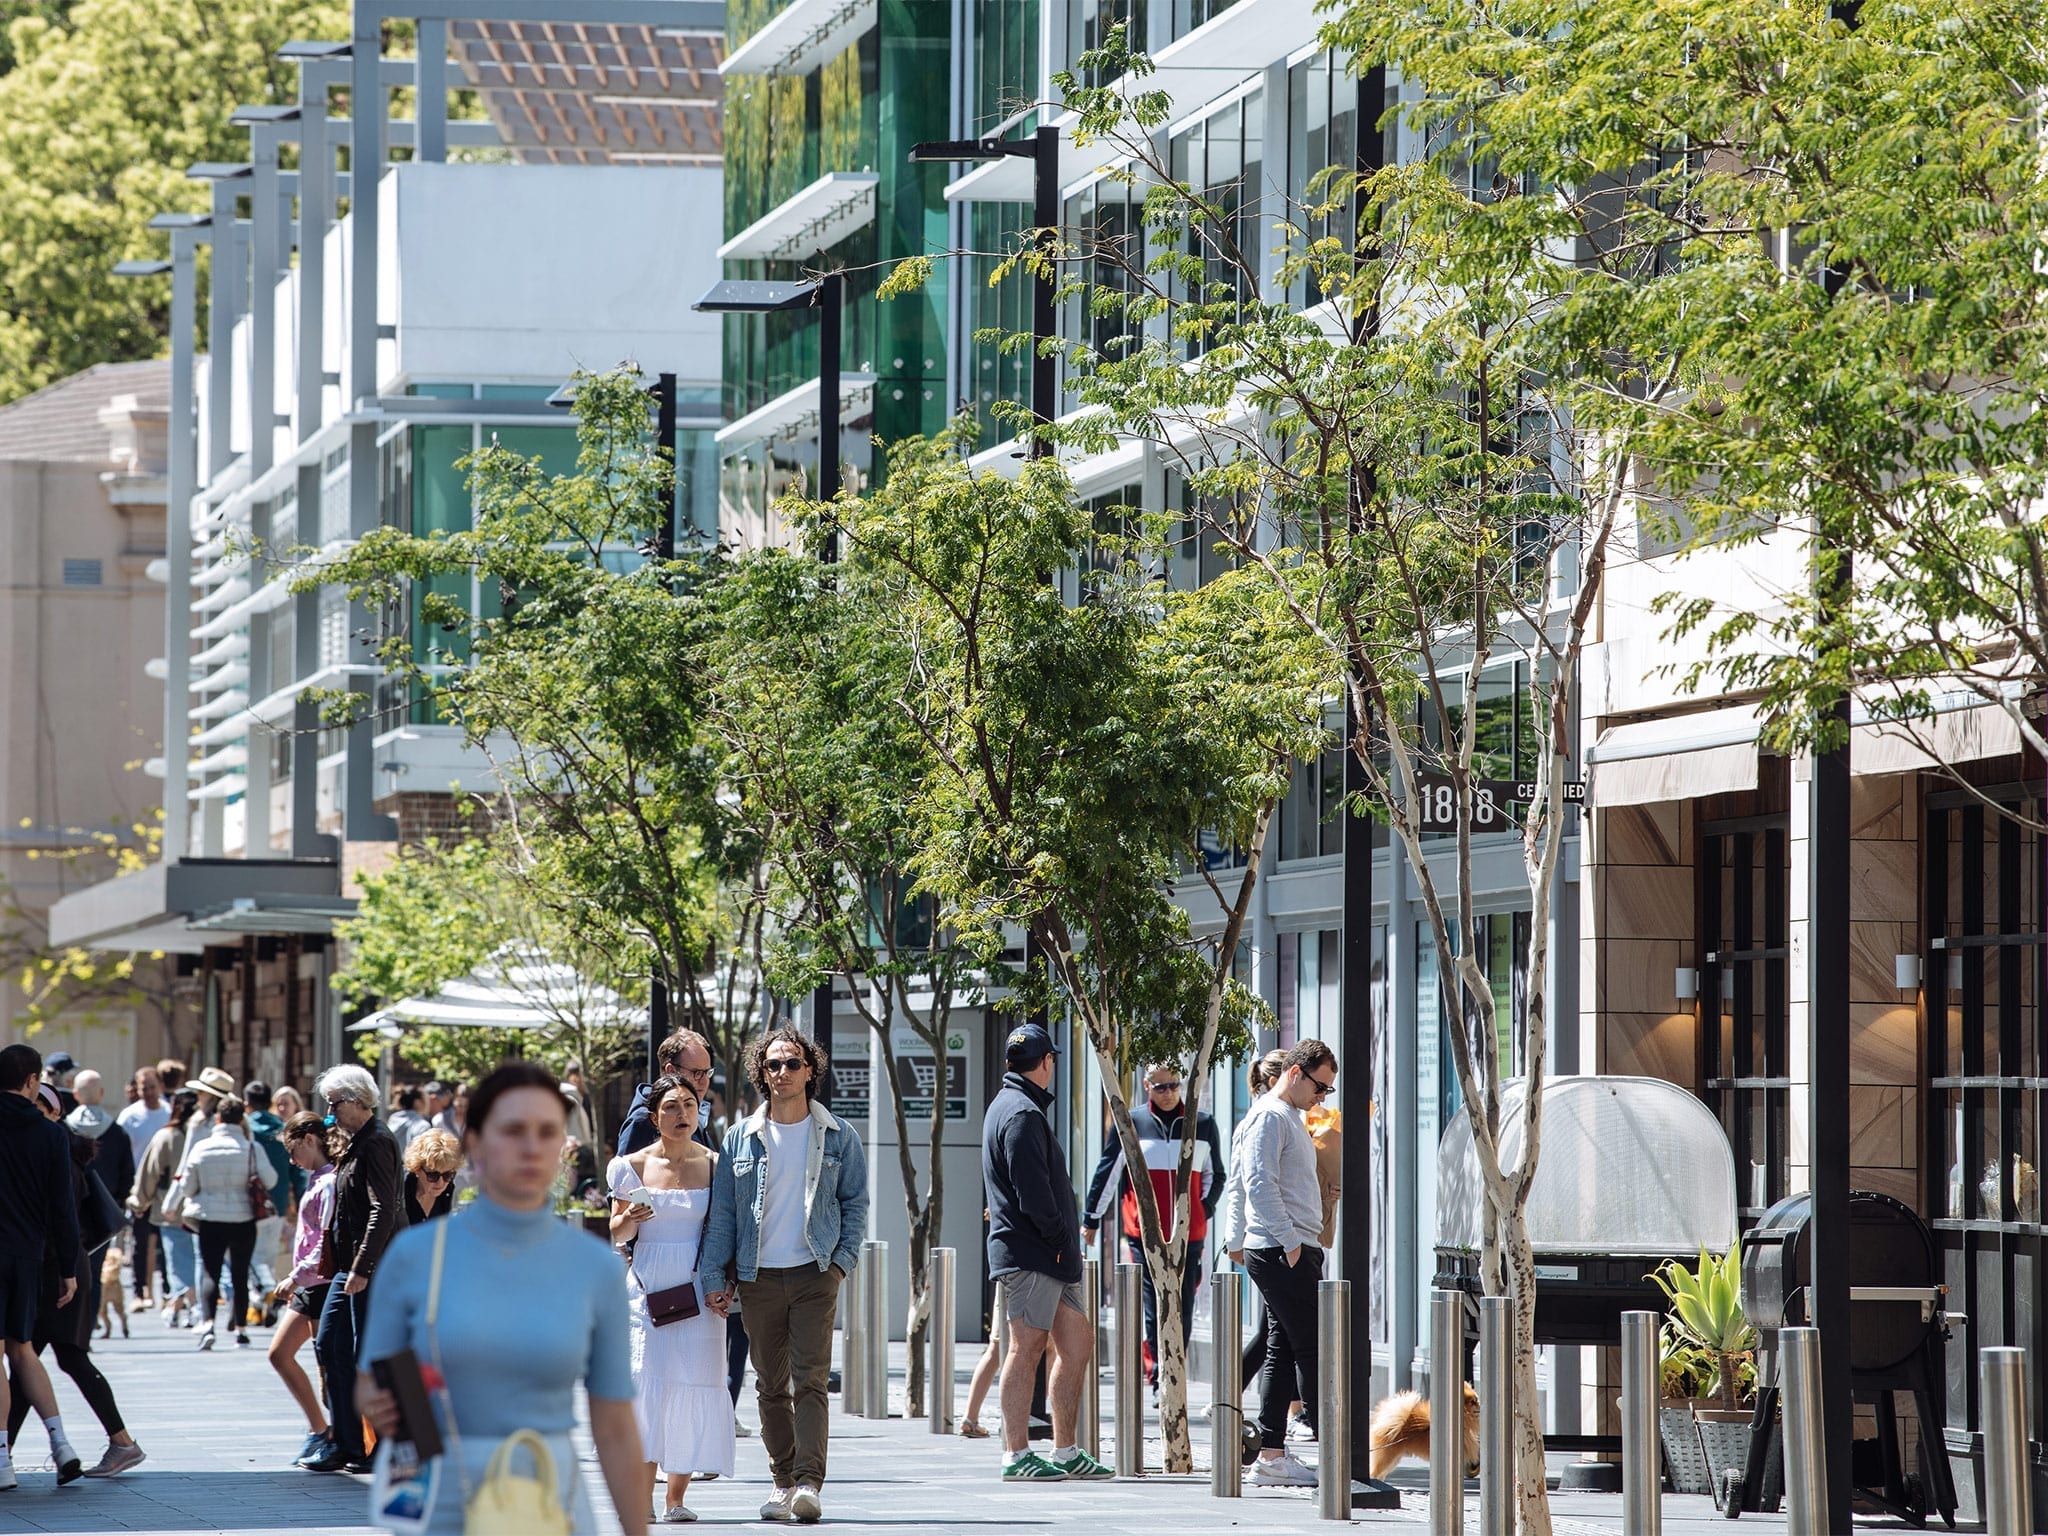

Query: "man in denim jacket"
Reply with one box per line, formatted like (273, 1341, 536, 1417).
(701, 1026, 866, 1524)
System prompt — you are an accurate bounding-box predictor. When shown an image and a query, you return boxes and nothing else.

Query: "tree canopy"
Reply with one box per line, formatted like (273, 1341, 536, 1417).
(0, 0, 342, 402)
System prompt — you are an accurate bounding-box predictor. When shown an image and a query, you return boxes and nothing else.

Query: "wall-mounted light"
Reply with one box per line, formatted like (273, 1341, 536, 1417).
(1675, 967, 1699, 1002)
(1948, 951, 1965, 991)
(1720, 969, 1736, 1002)
(1894, 954, 1922, 992)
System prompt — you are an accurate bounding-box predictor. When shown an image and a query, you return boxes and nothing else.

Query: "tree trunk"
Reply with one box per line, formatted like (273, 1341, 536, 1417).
(1504, 1210, 1553, 1536)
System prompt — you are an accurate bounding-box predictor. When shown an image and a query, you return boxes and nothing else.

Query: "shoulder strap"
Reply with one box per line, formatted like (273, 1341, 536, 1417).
(427, 1210, 448, 1329)
(425, 1216, 472, 1501)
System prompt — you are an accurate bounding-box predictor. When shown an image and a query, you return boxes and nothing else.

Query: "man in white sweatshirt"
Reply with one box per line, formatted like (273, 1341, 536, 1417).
(1228, 1038, 1337, 1488)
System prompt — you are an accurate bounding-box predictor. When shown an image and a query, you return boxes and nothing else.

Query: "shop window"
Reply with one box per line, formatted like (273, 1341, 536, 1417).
(1700, 812, 1791, 1218)
(1924, 785, 2047, 1453)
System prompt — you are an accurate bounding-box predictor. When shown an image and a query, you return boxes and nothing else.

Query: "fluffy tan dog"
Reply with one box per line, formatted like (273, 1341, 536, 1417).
(98, 1242, 129, 1339)
(1368, 1382, 1481, 1481)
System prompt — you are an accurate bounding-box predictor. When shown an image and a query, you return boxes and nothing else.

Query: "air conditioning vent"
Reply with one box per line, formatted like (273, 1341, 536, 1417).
(62, 558, 103, 587)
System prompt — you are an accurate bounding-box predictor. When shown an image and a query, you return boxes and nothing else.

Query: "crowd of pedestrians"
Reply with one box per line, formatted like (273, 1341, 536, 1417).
(0, 1014, 1351, 1523)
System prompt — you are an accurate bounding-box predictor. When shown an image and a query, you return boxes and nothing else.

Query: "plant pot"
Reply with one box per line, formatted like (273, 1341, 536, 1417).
(1693, 1407, 1755, 1510)
(1658, 1400, 1714, 1495)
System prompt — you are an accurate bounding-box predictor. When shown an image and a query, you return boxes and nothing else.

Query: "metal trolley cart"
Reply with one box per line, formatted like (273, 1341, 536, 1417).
(1435, 1076, 1741, 1464)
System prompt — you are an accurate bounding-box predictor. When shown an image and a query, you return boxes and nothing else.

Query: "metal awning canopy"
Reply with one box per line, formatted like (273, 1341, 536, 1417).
(718, 171, 879, 262)
(716, 0, 874, 79)
(944, 0, 1320, 203)
(715, 372, 877, 447)
(47, 858, 348, 955)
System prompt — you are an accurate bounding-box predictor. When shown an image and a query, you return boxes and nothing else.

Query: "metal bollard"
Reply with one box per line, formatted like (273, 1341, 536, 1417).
(928, 1247, 956, 1435)
(1115, 1261, 1144, 1476)
(862, 1239, 889, 1419)
(1429, 1289, 1464, 1536)
(1079, 1257, 1101, 1459)
(1211, 1268, 1242, 1498)
(1479, 1295, 1513, 1536)
(1318, 1279, 1352, 1520)
(1621, 1310, 1662, 1536)
(842, 1260, 864, 1417)
(1779, 1326, 1828, 1536)
(1981, 1346, 2033, 1536)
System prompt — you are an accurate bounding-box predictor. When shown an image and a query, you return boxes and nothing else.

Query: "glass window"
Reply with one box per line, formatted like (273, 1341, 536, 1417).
(1282, 49, 1357, 309)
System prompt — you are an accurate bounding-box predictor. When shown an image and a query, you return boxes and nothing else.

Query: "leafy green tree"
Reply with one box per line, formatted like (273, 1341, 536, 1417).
(708, 526, 987, 1417)
(1514, 0, 2048, 826)
(301, 370, 750, 1069)
(806, 429, 1322, 1470)
(3, 810, 172, 1032)
(334, 830, 646, 1145)
(0, 0, 343, 402)
(992, 20, 1701, 1521)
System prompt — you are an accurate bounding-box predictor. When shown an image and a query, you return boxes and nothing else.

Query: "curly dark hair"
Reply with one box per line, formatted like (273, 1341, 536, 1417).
(745, 1026, 830, 1105)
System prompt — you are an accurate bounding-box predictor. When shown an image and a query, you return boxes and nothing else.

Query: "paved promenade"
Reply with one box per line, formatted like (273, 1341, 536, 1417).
(0, 1323, 1830, 1534)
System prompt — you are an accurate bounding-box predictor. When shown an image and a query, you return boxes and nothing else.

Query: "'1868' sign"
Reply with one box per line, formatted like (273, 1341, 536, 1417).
(1414, 773, 1584, 831)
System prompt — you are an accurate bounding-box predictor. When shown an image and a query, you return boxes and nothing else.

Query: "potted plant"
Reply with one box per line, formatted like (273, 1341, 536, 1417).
(1657, 1324, 1715, 1494)
(1651, 1242, 1759, 1506)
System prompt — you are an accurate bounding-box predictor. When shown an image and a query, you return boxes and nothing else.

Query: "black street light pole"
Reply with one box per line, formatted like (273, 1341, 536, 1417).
(909, 127, 1059, 458)
(550, 368, 684, 1079)
(694, 274, 847, 1046)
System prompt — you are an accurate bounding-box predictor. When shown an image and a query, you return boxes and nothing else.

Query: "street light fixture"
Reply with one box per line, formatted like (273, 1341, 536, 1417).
(693, 274, 846, 503)
(908, 128, 1059, 458)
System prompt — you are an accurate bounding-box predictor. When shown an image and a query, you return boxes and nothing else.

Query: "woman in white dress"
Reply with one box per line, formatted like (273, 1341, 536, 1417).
(608, 1073, 734, 1524)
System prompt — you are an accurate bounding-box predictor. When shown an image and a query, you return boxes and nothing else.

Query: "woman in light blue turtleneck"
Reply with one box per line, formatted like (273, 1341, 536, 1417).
(357, 1062, 646, 1536)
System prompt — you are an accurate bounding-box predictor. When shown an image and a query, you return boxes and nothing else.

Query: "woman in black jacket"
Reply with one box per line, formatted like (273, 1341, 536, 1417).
(400, 1128, 458, 1225)
(4, 1087, 144, 1479)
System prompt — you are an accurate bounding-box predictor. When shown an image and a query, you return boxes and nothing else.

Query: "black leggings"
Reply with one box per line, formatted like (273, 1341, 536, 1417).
(196, 1219, 256, 1331)
(7, 1341, 125, 1440)
(1245, 1244, 1322, 1450)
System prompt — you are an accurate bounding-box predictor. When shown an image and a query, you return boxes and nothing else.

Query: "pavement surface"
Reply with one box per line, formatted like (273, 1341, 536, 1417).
(0, 1316, 1913, 1534)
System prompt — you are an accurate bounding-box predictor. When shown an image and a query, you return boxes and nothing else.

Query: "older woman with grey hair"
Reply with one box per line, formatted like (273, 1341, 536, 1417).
(302, 1062, 402, 1474)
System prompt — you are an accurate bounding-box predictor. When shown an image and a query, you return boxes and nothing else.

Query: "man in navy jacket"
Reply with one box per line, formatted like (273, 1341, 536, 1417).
(980, 1024, 1112, 1483)
(0, 1043, 81, 1489)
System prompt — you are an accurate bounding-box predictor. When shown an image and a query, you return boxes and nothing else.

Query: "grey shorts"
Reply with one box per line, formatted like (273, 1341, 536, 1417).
(996, 1268, 1084, 1332)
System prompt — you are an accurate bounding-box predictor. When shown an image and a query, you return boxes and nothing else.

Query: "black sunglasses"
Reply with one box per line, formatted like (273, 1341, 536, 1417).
(763, 1058, 806, 1075)
(1305, 1073, 1336, 1097)
(1147, 1080, 1182, 1093)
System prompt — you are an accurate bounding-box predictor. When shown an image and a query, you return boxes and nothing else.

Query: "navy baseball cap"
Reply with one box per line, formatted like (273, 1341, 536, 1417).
(1004, 1023, 1060, 1066)
(45, 1052, 76, 1075)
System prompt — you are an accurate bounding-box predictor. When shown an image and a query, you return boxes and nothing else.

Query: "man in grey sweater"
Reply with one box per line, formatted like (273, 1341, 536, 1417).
(1228, 1038, 1337, 1488)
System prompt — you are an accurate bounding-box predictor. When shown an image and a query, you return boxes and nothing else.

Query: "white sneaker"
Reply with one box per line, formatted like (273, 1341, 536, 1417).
(760, 1486, 795, 1522)
(1249, 1451, 1318, 1487)
(789, 1485, 822, 1523)
(734, 1414, 753, 1437)
(0, 1458, 16, 1492)
(662, 1503, 698, 1523)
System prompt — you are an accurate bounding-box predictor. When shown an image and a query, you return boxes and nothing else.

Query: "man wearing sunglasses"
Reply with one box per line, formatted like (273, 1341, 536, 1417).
(1080, 1061, 1225, 1397)
(1229, 1038, 1338, 1488)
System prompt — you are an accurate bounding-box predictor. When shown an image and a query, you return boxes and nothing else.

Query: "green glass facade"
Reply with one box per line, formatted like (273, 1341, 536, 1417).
(719, 0, 953, 524)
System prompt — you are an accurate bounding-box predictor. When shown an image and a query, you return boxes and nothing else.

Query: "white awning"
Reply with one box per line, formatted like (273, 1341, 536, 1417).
(718, 171, 879, 262)
(1851, 691, 2027, 776)
(718, 0, 875, 78)
(347, 943, 647, 1035)
(715, 372, 877, 447)
(1586, 704, 1761, 807)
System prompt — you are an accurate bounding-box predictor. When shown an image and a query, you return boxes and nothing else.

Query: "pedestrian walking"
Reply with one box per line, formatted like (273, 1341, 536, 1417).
(357, 1061, 648, 1535)
(130, 1088, 202, 1327)
(304, 1062, 402, 1475)
(184, 1067, 235, 1157)
(623, 1030, 753, 1430)
(245, 1082, 295, 1310)
(118, 1066, 169, 1313)
(699, 1026, 867, 1525)
(422, 1080, 461, 1139)
(7, 1083, 146, 1479)
(270, 1112, 341, 1468)
(1081, 1059, 1224, 1395)
(608, 1072, 734, 1522)
(1218, 1050, 1286, 1418)
(401, 1129, 460, 1226)
(387, 1085, 429, 1154)
(0, 1045, 84, 1490)
(980, 1023, 1113, 1483)
(180, 1094, 265, 1350)
(66, 1070, 136, 1211)
(1229, 1038, 1337, 1487)
(271, 1084, 307, 1121)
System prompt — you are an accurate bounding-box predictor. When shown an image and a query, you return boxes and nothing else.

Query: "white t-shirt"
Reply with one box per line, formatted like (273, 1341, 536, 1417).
(118, 1099, 169, 1165)
(756, 1115, 817, 1269)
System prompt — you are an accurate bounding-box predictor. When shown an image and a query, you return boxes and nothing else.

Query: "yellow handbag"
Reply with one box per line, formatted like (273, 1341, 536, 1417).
(425, 1221, 572, 1536)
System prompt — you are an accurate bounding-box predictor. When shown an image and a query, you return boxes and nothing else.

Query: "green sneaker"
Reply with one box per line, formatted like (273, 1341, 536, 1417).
(1002, 1452, 1069, 1481)
(1051, 1448, 1114, 1480)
